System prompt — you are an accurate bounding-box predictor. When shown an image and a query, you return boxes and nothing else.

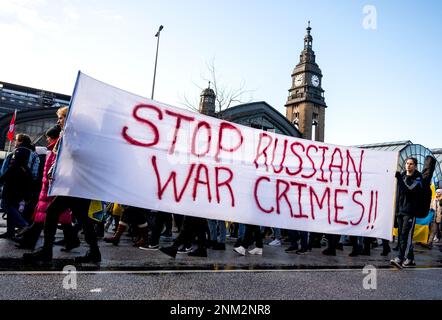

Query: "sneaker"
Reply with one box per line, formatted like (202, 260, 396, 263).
(268, 239, 281, 246)
(285, 245, 298, 253)
(248, 247, 263, 255)
(233, 246, 246, 256)
(402, 259, 416, 268)
(296, 248, 308, 255)
(139, 244, 160, 251)
(390, 257, 403, 269)
(177, 245, 193, 254)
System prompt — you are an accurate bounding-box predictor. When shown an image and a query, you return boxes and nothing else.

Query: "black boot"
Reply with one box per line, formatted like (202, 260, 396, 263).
(74, 246, 101, 263)
(61, 223, 81, 252)
(23, 246, 53, 262)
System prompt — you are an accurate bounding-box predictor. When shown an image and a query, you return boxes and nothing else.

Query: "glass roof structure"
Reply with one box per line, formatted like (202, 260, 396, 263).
(355, 141, 442, 188)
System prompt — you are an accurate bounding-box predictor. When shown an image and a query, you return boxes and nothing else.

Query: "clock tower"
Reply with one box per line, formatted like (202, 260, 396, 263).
(285, 22, 327, 141)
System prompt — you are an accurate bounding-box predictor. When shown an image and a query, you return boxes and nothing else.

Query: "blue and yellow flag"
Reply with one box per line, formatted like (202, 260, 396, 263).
(88, 200, 106, 222)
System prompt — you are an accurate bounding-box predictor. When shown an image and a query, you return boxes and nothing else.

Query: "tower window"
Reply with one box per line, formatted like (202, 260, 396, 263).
(312, 112, 318, 125)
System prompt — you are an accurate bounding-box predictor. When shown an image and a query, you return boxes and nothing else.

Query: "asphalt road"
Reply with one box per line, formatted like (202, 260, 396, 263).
(1, 268, 441, 300)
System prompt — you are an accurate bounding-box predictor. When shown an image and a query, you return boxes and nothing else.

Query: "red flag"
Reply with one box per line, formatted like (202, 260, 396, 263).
(6, 110, 16, 142)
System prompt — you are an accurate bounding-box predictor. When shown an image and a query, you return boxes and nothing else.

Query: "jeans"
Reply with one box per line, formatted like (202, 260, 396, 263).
(208, 219, 226, 243)
(238, 223, 245, 240)
(3, 201, 28, 236)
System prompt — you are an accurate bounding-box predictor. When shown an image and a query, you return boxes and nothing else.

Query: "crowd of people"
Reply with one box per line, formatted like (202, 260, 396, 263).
(0, 106, 440, 268)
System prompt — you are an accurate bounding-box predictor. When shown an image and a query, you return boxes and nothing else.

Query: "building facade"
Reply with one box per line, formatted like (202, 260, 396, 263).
(0, 81, 70, 150)
(285, 22, 327, 142)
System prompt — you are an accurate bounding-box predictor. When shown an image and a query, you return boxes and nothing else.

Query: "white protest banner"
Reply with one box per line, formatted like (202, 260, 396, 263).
(49, 72, 398, 240)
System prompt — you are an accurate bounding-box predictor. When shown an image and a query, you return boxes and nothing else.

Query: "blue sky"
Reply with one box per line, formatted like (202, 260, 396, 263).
(1, 0, 441, 148)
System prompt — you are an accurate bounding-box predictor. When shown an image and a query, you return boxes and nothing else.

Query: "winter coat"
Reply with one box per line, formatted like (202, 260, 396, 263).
(0, 162, 32, 206)
(396, 170, 423, 217)
(33, 139, 71, 224)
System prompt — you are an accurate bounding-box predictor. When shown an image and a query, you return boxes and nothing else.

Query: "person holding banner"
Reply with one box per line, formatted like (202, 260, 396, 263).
(23, 106, 101, 264)
(16, 125, 79, 251)
(160, 216, 208, 258)
(233, 224, 263, 256)
(390, 157, 422, 268)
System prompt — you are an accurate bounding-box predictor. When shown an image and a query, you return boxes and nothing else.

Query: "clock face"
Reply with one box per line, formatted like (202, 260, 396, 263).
(311, 75, 320, 87)
(294, 74, 304, 87)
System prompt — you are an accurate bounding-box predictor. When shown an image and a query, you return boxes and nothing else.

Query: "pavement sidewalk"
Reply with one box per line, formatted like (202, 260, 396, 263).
(1, 219, 442, 271)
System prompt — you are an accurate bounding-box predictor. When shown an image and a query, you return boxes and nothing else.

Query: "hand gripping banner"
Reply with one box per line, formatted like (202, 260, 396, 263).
(49, 72, 398, 240)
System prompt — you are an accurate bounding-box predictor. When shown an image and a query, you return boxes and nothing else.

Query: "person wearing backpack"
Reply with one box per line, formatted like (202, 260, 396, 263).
(0, 147, 33, 239)
(0, 133, 41, 222)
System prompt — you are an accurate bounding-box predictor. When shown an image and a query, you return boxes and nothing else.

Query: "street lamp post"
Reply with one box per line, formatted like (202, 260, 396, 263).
(151, 25, 164, 100)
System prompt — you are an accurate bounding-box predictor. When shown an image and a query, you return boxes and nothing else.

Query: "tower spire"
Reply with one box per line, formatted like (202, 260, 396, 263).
(285, 21, 326, 142)
(304, 21, 313, 49)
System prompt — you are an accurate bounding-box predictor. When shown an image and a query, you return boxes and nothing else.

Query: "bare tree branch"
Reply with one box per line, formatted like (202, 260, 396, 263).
(179, 59, 254, 116)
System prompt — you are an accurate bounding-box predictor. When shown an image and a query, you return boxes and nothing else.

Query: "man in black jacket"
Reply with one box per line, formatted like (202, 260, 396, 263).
(391, 157, 422, 268)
